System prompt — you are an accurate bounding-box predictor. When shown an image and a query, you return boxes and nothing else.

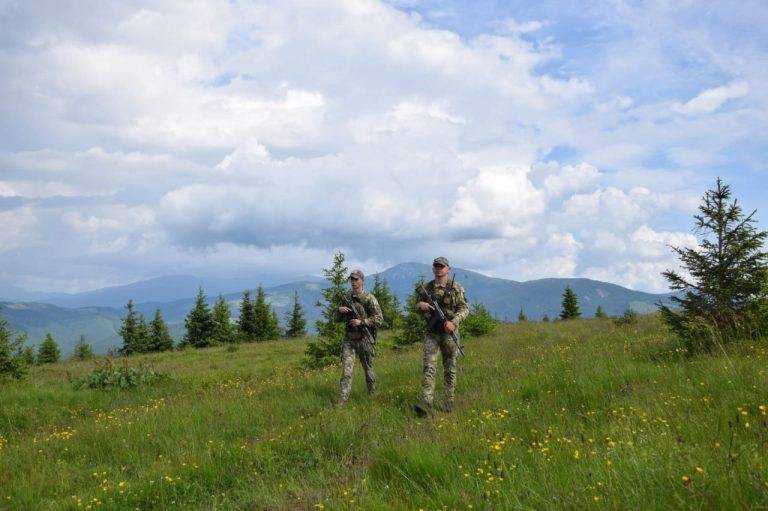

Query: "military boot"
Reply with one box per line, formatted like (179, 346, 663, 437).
(413, 400, 432, 418)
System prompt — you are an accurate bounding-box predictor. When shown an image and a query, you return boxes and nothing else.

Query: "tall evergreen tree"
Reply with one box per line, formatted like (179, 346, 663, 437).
(37, 333, 61, 364)
(305, 251, 348, 367)
(393, 277, 426, 348)
(237, 290, 257, 342)
(72, 335, 95, 360)
(517, 307, 528, 322)
(372, 274, 402, 330)
(134, 315, 151, 353)
(267, 309, 281, 339)
(0, 309, 27, 380)
(253, 286, 280, 341)
(285, 290, 307, 338)
(183, 287, 216, 348)
(149, 309, 174, 351)
(19, 344, 35, 367)
(660, 178, 768, 350)
(212, 295, 237, 344)
(595, 305, 608, 318)
(560, 286, 581, 320)
(119, 299, 139, 355)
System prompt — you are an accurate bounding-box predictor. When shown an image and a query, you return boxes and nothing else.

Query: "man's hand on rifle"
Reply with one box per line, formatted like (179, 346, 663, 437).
(444, 320, 456, 333)
(348, 318, 362, 327)
(338, 306, 351, 314)
(417, 301, 434, 312)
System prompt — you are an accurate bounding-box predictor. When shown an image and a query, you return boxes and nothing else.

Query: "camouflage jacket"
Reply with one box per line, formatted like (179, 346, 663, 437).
(337, 291, 383, 340)
(417, 279, 469, 326)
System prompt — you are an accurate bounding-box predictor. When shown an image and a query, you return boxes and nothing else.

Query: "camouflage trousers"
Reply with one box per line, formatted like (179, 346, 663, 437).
(420, 332, 459, 406)
(339, 338, 375, 402)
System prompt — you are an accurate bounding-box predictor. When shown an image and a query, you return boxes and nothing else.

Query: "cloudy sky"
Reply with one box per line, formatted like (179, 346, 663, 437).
(1, 0, 766, 294)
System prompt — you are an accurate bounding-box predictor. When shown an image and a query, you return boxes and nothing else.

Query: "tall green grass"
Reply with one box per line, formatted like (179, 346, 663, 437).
(0, 316, 765, 510)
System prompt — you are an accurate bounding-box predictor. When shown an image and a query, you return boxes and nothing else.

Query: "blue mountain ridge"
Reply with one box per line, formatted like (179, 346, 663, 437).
(1, 263, 675, 356)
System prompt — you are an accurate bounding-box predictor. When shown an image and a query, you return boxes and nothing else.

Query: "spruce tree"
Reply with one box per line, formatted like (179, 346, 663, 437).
(253, 286, 279, 341)
(119, 299, 139, 355)
(0, 310, 27, 380)
(20, 344, 35, 367)
(595, 305, 608, 318)
(149, 309, 174, 351)
(391, 293, 404, 329)
(183, 287, 215, 348)
(37, 333, 61, 364)
(542, 314, 550, 322)
(72, 335, 95, 360)
(212, 295, 237, 344)
(237, 290, 257, 342)
(560, 286, 581, 320)
(267, 309, 281, 339)
(660, 178, 768, 350)
(393, 277, 426, 348)
(517, 307, 528, 322)
(305, 251, 348, 367)
(134, 315, 151, 353)
(372, 274, 402, 330)
(463, 302, 498, 338)
(613, 308, 638, 326)
(285, 291, 307, 338)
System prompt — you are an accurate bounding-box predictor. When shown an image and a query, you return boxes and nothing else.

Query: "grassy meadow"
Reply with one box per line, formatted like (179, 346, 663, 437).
(1, 316, 766, 510)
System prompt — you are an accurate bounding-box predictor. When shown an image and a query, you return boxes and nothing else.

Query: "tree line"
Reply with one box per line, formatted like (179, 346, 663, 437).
(120, 286, 308, 354)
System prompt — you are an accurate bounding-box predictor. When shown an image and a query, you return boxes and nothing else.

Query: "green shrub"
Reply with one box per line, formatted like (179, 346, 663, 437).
(613, 308, 638, 326)
(70, 359, 169, 390)
(461, 302, 498, 338)
(37, 333, 60, 364)
(392, 278, 426, 349)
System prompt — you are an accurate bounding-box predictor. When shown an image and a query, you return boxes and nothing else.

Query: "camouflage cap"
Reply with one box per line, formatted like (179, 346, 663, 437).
(349, 269, 365, 280)
(433, 256, 450, 267)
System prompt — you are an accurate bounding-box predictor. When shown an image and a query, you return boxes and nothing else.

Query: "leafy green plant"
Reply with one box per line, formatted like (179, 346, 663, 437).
(70, 359, 170, 390)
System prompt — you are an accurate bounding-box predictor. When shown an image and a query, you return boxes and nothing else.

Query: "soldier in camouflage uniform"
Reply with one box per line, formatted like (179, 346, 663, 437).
(414, 257, 469, 417)
(337, 269, 383, 405)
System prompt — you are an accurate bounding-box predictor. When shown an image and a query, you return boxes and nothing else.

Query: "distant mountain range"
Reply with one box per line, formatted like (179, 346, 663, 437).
(0, 263, 675, 356)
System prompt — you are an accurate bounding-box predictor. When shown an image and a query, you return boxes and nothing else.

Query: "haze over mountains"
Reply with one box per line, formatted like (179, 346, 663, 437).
(1, 263, 676, 356)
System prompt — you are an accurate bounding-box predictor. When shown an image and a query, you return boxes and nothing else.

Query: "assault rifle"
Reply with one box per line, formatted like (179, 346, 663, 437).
(419, 277, 465, 357)
(340, 296, 376, 360)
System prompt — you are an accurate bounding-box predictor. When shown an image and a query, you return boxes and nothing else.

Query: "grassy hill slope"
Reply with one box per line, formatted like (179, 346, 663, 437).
(0, 317, 765, 509)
